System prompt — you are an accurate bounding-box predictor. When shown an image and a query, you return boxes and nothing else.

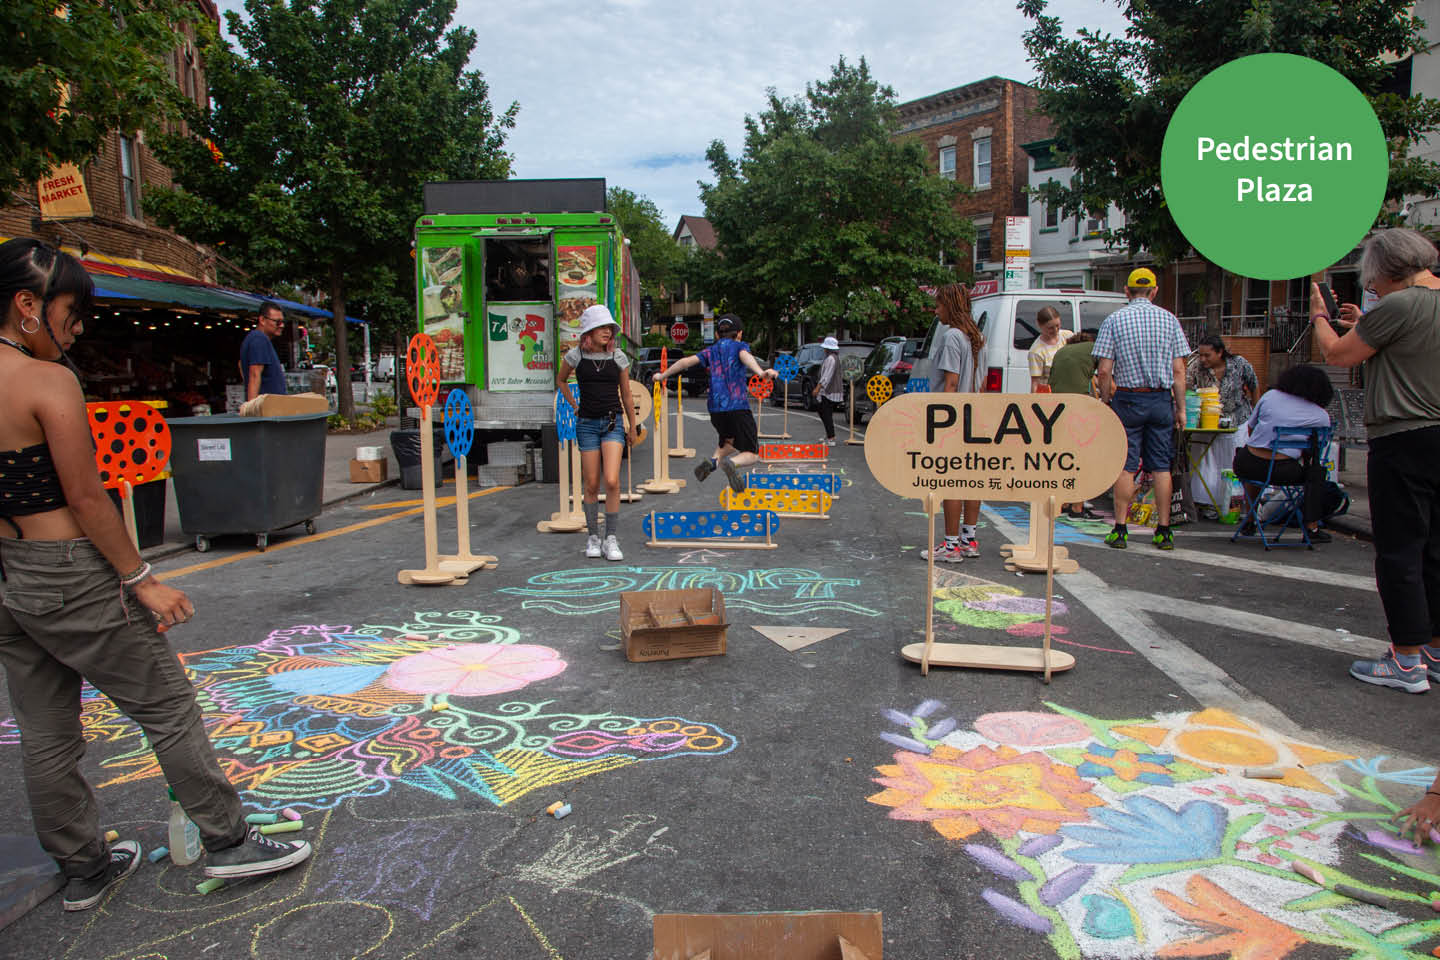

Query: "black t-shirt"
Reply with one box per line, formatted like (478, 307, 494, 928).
(564, 347, 630, 418)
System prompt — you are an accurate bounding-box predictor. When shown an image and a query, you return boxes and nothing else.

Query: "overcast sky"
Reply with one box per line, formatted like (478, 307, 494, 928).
(220, 1, 1131, 230)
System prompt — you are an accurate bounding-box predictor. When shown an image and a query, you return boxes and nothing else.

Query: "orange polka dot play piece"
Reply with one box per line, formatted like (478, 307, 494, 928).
(748, 375, 773, 399)
(87, 402, 172, 489)
(407, 333, 441, 409)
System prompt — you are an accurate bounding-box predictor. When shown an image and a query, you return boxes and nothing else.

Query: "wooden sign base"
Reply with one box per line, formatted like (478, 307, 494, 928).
(436, 453, 498, 575)
(399, 406, 463, 585)
(538, 441, 586, 533)
(667, 377, 696, 458)
(1002, 503, 1078, 573)
(913, 494, 1072, 682)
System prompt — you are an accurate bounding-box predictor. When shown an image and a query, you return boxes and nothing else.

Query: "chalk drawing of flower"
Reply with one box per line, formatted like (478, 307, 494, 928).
(1059, 795, 1226, 864)
(383, 643, 566, 697)
(974, 711, 1090, 747)
(1343, 755, 1439, 787)
(1112, 708, 1353, 794)
(869, 743, 1102, 840)
(1153, 875, 1306, 960)
(1074, 742, 1175, 786)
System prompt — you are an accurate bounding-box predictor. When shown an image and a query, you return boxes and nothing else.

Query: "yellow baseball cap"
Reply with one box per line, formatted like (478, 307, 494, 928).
(1127, 267, 1157, 288)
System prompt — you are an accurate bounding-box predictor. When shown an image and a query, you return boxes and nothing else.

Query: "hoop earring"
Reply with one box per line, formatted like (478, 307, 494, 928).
(20, 315, 40, 334)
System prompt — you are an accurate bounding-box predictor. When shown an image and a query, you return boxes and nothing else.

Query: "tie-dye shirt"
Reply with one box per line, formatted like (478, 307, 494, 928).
(696, 338, 753, 412)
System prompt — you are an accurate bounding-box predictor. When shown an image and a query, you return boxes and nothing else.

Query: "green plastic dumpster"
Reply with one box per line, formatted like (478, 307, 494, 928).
(165, 413, 327, 552)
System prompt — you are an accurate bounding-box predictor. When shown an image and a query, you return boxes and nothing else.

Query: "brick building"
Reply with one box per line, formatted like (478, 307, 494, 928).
(894, 77, 1051, 278)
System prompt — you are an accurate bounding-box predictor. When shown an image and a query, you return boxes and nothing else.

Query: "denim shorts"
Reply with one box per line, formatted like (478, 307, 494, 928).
(575, 415, 625, 452)
(1111, 390, 1175, 472)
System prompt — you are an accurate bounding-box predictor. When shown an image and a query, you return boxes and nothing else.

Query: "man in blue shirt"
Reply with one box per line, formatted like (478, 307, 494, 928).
(241, 302, 287, 400)
(654, 314, 776, 491)
(1093, 268, 1191, 550)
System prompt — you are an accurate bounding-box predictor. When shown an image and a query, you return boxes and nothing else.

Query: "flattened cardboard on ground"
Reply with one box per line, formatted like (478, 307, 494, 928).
(752, 625, 849, 652)
(652, 911, 881, 959)
(620, 589, 727, 662)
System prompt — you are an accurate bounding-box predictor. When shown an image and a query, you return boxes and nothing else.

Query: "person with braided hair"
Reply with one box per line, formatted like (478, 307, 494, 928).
(922, 282, 986, 562)
(0, 238, 311, 913)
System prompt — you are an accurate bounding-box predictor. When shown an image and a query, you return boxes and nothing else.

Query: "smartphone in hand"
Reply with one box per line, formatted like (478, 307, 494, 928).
(1317, 282, 1341, 319)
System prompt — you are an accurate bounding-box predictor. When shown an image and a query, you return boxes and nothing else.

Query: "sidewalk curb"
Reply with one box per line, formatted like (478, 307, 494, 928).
(143, 477, 401, 562)
(1327, 514, 1373, 543)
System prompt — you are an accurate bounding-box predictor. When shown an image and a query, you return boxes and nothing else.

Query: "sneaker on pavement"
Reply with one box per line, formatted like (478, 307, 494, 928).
(204, 826, 312, 879)
(694, 458, 716, 482)
(602, 535, 624, 561)
(585, 535, 602, 558)
(1350, 649, 1430, 694)
(1152, 528, 1175, 550)
(1105, 526, 1128, 549)
(1307, 528, 1333, 543)
(921, 543, 965, 564)
(720, 457, 747, 493)
(1422, 644, 1440, 682)
(961, 539, 981, 558)
(825, 438, 837, 447)
(63, 841, 140, 911)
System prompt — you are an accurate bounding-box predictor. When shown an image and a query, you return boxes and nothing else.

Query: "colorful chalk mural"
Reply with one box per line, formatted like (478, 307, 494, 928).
(870, 700, 1440, 959)
(0, 610, 736, 814)
(498, 565, 881, 617)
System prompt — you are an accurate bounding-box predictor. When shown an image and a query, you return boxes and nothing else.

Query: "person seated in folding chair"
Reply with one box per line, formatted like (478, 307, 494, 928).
(1230, 364, 1333, 544)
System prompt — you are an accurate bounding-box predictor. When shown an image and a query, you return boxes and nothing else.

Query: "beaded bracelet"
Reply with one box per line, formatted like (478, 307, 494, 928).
(119, 562, 152, 588)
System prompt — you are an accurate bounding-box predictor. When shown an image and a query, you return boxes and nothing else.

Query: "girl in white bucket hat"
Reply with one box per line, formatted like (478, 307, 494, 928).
(556, 305, 639, 560)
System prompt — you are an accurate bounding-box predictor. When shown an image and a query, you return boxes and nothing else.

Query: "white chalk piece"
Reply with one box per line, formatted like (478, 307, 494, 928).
(1242, 766, 1287, 779)
(545, 801, 571, 819)
(148, 846, 170, 863)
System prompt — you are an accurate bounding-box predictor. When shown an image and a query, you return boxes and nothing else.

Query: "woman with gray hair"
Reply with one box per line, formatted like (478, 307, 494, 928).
(1312, 227, 1440, 693)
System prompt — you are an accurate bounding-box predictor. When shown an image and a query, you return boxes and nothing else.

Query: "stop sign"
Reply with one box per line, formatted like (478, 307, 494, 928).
(670, 321, 689, 344)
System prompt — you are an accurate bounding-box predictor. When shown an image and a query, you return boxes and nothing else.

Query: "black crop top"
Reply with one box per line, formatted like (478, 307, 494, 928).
(0, 443, 67, 521)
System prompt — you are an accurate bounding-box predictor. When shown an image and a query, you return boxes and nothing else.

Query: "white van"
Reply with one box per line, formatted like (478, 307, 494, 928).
(912, 287, 1129, 392)
(374, 355, 396, 381)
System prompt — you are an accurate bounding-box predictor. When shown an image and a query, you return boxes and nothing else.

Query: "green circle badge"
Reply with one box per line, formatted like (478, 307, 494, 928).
(1161, 54, 1387, 281)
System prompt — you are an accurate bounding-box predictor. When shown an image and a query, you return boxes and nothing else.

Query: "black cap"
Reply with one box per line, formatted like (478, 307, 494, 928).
(715, 314, 740, 335)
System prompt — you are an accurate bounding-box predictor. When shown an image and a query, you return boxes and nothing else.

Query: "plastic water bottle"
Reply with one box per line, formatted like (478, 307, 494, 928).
(168, 788, 202, 866)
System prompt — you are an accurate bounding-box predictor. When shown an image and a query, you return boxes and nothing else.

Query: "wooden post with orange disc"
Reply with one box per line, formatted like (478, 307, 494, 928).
(863, 392, 1126, 680)
(88, 401, 173, 549)
(398, 333, 462, 585)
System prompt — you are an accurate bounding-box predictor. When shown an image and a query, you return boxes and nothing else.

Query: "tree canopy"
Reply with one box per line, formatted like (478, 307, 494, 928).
(147, 0, 516, 419)
(607, 186, 683, 302)
(1020, 0, 1440, 267)
(693, 57, 969, 354)
(2, 0, 193, 198)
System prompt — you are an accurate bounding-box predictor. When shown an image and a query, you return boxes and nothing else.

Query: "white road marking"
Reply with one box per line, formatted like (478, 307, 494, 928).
(1066, 538, 1377, 592)
(1110, 589, 1386, 657)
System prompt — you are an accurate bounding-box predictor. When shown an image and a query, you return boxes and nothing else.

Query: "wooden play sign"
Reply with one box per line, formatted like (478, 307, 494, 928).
(864, 391, 1126, 680)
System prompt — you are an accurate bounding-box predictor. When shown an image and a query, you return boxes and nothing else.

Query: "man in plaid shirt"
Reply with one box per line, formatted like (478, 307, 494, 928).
(1092, 268, 1191, 550)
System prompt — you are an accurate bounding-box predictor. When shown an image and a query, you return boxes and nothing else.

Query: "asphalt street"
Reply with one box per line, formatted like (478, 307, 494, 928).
(3, 406, 1436, 960)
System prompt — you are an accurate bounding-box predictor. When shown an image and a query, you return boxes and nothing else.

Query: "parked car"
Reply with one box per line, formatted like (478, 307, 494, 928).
(374, 355, 396, 381)
(632, 346, 705, 396)
(853, 336, 923, 422)
(907, 287, 1127, 394)
(786, 340, 873, 410)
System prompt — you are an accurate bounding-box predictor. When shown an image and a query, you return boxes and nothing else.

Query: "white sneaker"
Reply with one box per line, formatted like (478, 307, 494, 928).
(602, 535, 623, 561)
(920, 542, 965, 563)
(826, 438, 836, 447)
(961, 539, 981, 558)
(585, 535, 602, 558)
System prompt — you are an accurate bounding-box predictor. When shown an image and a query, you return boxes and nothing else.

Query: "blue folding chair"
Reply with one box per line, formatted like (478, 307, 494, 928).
(1230, 425, 1332, 550)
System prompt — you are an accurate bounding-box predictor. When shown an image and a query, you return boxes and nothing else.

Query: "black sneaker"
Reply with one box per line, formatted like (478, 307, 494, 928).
(720, 457, 747, 493)
(1104, 526, 1128, 549)
(1307, 528, 1333, 543)
(204, 826, 311, 879)
(63, 840, 140, 911)
(694, 458, 716, 482)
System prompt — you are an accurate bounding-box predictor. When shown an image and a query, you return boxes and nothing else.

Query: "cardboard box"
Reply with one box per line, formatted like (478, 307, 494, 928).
(349, 458, 388, 483)
(652, 911, 881, 959)
(620, 589, 727, 662)
(240, 392, 331, 417)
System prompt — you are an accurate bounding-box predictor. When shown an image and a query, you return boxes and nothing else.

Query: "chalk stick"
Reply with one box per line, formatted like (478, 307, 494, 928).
(1242, 766, 1286, 779)
(245, 813, 279, 825)
(431, 702, 449, 711)
(546, 802, 571, 820)
(1333, 883, 1391, 908)
(281, 807, 302, 821)
(1290, 860, 1325, 885)
(104, 829, 119, 844)
(195, 878, 225, 895)
(259, 820, 303, 835)
(148, 846, 170, 863)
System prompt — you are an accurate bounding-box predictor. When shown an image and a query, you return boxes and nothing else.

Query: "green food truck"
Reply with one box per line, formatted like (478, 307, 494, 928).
(413, 178, 640, 430)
